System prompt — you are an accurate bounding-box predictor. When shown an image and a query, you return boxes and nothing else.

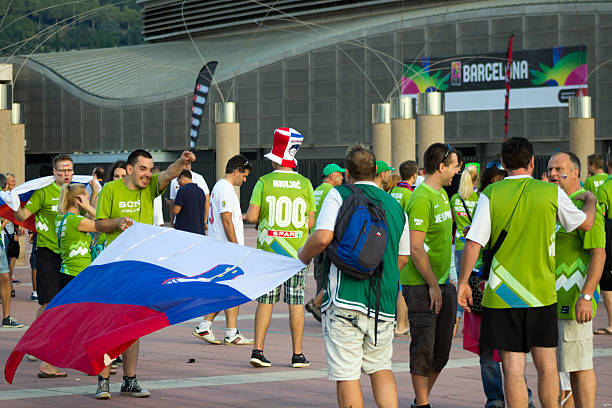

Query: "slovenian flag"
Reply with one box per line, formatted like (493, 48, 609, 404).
(0, 175, 97, 231)
(4, 223, 304, 383)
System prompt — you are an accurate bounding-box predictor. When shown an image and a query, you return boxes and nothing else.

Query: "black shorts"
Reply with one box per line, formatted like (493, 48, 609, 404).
(36, 247, 62, 305)
(600, 268, 612, 291)
(58, 273, 74, 291)
(403, 284, 457, 376)
(480, 304, 558, 353)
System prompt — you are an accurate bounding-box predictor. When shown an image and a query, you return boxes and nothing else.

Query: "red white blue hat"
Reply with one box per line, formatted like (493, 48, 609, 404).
(264, 127, 303, 168)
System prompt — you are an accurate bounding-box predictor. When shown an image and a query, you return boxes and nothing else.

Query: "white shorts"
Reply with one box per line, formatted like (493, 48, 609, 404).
(322, 304, 394, 381)
(557, 319, 593, 372)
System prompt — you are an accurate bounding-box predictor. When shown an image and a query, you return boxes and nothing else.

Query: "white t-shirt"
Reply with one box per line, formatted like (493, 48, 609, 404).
(208, 178, 244, 245)
(466, 175, 587, 246)
(169, 171, 209, 200)
(153, 195, 164, 226)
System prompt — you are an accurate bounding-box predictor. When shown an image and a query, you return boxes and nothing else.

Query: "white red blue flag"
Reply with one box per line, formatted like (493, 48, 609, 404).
(4, 223, 303, 383)
(0, 175, 96, 231)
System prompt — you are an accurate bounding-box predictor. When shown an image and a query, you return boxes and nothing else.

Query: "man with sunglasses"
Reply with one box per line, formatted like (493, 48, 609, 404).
(14, 154, 76, 377)
(402, 143, 460, 408)
(193, 155, 254, 345)
(458, 138, 596, 408)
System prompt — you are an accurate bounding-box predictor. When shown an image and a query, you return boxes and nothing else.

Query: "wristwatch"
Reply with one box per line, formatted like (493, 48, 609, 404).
(579, 293, 592, 301)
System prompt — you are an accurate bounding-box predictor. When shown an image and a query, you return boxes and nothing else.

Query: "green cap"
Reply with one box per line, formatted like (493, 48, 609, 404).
(323, 163, 345, 176)
(376, 160, 395, 174)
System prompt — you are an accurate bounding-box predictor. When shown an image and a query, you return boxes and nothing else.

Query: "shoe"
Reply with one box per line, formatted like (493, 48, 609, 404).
(12, 278, 20, 284)
(224, 330, 254, 345)
(110, 361, 118, 375)
(115, 355, 123, 364)
(26, 354, 39, 361)
(291, 353, 310, 368)
(11, 289, 15, 297)
(95, 376, 110, 399)
(192, 327, 221, 344)
(411, 399, 431, 408)
(305, 299, 322, 322)
(30, 292, 38, 301)
(249, 349, 271, 367)
(2, 316, 23, 328)
(121, 376, 150, 397)
(37, 370, 67, 378)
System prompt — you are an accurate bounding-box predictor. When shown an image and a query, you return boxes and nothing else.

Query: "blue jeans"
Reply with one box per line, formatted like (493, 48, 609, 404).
(480, 346, 535, 408)
(454, 249, 464, 319)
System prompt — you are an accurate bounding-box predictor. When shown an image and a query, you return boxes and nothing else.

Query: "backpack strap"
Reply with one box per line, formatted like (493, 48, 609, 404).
(56, 212, 74, 249)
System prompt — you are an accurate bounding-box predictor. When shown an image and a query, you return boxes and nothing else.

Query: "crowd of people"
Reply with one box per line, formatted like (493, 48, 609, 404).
(1, 131, 610, 407)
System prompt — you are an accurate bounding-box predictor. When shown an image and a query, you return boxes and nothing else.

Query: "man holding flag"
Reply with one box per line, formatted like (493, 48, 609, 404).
(13, 154, 75, 378)
(93, 149, 196, 399)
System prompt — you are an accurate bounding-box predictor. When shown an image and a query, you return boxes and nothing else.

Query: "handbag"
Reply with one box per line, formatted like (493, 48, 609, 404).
(3, 228, 19, 258)
(467, 274, 485, 313)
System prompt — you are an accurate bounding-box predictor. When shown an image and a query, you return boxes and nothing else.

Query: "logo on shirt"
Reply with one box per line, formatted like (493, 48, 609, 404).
(268, 230, 303, 239)
(118, 200, 141, 209)
(434, 210, 452, 224)
(413, 218, 424, 226)
(272, 180, 301, 189)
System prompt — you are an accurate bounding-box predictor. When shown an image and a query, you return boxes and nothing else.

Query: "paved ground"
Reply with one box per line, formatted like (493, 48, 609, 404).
(1, 227, 612, 407)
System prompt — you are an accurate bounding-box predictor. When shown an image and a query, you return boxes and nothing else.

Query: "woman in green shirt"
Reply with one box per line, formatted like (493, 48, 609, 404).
(56, 183, 131, 289)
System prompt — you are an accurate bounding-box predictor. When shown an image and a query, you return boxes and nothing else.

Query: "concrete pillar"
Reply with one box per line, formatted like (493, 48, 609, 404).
(372, 103, 391, 165)
(215, 102, 240, 196)
(391, 96, 416, 170)
(0, 96, 26, 266)
(416, 92, 444, 167)
(569, 96, 594, 183)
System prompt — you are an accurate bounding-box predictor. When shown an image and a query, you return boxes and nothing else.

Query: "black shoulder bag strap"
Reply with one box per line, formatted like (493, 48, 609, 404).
(459, 197, 473, 223)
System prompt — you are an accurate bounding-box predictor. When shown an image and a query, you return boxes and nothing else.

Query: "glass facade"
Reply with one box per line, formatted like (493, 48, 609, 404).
(12, 3, 612, 160)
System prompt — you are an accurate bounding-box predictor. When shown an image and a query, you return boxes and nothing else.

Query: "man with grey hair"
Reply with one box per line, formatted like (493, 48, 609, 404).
(547, 151, 603, 408)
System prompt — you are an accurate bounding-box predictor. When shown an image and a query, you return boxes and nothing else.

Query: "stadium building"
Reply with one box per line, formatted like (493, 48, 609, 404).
(5, 0, 612, 192)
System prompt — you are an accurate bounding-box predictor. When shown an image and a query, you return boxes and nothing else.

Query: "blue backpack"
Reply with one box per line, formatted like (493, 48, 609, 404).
(326, 184, 388, 343)
(326, 184, 388, 279)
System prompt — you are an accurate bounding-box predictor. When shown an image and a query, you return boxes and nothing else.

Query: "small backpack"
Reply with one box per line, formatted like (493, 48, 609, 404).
(326, 184, 388, 344)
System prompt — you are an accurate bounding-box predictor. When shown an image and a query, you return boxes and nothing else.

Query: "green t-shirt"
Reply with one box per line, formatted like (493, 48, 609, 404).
(482, 178, 558, 309)
(584, 173, 608, 194)
(321, 184, 406, 320)
(555, 188, 603, 320)
(25, 182, 61, 253)
(596, 176, 612, 218)
(450, 191, 479, 251)
(249, 170, 315, 258)
(401, 182, 452, 285)
(314, 182, 333, 219)
(96, 174, 163, 244)
(56, 213, 91, 277)
(389, 184, 412, 213)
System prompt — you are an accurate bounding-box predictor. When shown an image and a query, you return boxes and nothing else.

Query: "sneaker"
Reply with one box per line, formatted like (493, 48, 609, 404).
(110, 361, 118, 375)
(115, 355, 123, 364)
(249, 349, 271, 367)
(2, 316, 24, 328)
(305, 299, 322, 322)
(223, 330, 254, 345)
(30, 292, 38, 301)
(25, 354, 39, 361)
(192, 327, 221, 344)
(291, 353, 310, 368)
(12, 278, 20, 284)
(121, 376, 150, 397)
(411, 399, 431, 408)
(95, 376, 110, 399)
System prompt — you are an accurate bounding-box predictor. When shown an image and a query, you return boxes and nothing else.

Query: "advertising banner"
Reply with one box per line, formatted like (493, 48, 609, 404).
(401, 46, 587, 112)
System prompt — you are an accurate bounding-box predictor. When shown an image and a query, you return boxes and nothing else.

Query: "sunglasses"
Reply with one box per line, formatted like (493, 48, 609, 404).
(440, 144, 453, 165)
(486, 161, 504, 171)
